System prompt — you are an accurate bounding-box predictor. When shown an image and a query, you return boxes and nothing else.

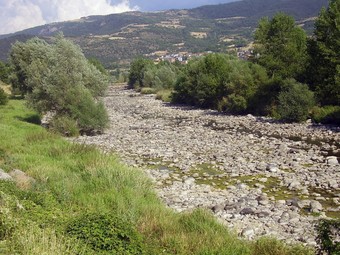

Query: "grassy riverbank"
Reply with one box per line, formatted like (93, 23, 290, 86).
(0, 100, 313, 254)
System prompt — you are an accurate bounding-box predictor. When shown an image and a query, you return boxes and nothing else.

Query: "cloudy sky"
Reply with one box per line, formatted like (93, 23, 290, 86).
(0, 0, 236, 35)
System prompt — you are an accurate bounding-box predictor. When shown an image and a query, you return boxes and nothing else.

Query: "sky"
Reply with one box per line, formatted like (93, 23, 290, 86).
(0, 0, 236, 35)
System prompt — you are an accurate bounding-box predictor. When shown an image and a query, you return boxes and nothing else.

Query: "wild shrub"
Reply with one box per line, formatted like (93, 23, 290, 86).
(156, 89, 172, 102)
(140, 87, 156, 94)
(316, 219, 340, 255)
(277, 79, 315, 122)
(172, 54, 268, 113)
(0, 87, 8, 105)
(66, 212, 144, 254)
(49, 115, 79, 137)
(311, 105, 340, 125)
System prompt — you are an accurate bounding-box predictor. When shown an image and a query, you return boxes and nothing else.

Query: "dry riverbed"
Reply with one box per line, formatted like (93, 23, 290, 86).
(72, 85, 340, 246)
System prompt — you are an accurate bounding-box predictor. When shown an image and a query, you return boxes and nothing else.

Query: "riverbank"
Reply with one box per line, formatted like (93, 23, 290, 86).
(73, 85, 340, 246)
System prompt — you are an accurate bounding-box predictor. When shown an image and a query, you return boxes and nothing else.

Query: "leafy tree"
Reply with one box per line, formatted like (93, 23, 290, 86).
(173, 54, 231, 108)
(9, 35, 109, 134)
(306, 0, 340, 105)
(172, 54, 268, 113)
(128, 58, 153, 89)
(88, 57, 108, 75)
(277, 79, 315, 122)
(9, 38, 51, 96)
(254, 13, 308, 80)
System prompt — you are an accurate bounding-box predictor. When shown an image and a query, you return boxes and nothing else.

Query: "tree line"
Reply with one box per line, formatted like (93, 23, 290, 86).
(128, 0, 339, 124)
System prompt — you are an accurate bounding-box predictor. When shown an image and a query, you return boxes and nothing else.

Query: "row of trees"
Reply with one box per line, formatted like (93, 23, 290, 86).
(128, 0, 339, 123)
(6, 35, 109, 135)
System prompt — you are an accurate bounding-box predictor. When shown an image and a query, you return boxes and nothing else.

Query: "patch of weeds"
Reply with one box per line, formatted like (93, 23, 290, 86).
(308, 187, 340, 218)
(66, 212, 144, 254)
(302, 163, 314, 168)
(25, 131, 56, 144)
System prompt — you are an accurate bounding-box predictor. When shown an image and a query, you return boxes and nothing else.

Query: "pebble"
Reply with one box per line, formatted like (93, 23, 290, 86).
(71, 85, 340, 247)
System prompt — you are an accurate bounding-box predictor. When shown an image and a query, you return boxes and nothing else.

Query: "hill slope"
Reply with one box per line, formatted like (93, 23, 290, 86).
(0, 0, 328, 67)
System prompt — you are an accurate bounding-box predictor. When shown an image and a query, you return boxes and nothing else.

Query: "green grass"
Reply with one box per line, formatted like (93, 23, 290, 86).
(0, 100, 314, 254)
(156, 89, 173, 102)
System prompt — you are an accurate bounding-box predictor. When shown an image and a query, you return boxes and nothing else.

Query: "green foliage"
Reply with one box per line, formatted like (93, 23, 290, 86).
(0, 61, 11, 84)
(0, 87, 8, 105)
(306, 0, 340, 105)
(172, 54, 268, 113)
(140, 87, 156, 94)
(251, 238, 314, 255)
(66, 212, 143, 254)
(88, 57, 108, 75)
(156, 89, 172, 102)
(277, 79, 315, 122)
(128, 58, 181, 91)
(50, 115, 80, 137)
(316, 219, 340, 255)
(254, 13, 308, 80)
(128, 58, 154, 89)
(9, 34, 109, 133)
(311, 105, 340, 125)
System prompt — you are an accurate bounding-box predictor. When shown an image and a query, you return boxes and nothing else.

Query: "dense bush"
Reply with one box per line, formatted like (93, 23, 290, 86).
(66, 212, 144, 254)
(9, 34, 109, 135)
(311, 105, 340, 125)
(316, 219, 340, 255)
(172, 54, 268, 113)
(277, 79, 315, 122)
(49, 115, 79, 137)
(0, 88, 8, 105)
(128, 58, 181, 91)
(128, 58, 154, 89)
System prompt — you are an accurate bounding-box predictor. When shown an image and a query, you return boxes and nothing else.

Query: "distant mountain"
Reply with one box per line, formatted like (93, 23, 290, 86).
(190, 0, 326, 20)
(0, 0, 328, 67)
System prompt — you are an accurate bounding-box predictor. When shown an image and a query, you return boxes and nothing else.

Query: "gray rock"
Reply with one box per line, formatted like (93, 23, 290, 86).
(241, 227, 255, 239)
(288, 180, 302, 191)
(240, 207, 255, 215)
(310, 200, 323, 213)
(279, 211, 290, 224)
(211, 204, 225, 213)
(9, 169, 35, 188)
(256, 211, 270, 218)
(183, 177, 195, 185)
(267, 163, 279, 173)
(326, 156, 339, 166)
(0, 169, 13, 181)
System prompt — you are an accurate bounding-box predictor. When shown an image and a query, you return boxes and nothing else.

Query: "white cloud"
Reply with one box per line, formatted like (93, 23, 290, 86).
(0, 0, 138, 35)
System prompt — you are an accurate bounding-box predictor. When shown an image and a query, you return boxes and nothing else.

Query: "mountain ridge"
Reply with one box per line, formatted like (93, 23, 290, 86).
(0, 0, 328, 67)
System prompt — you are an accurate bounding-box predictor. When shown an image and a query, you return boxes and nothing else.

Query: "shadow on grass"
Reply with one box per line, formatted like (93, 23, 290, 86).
(16, 113, 42, 125)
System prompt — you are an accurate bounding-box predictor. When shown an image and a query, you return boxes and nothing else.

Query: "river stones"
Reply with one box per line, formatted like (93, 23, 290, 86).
(71, 85, 340, 247)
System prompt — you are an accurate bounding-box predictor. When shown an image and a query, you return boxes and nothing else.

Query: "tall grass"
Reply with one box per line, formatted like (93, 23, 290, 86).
(0, 100, 314, 254)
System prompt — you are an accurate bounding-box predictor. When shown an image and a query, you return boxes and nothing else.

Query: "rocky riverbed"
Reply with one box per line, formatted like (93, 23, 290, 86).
(73, 85, 340, 246)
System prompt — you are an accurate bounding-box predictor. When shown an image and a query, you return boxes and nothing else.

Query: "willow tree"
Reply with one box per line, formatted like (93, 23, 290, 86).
(10, 35, 109, 134)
